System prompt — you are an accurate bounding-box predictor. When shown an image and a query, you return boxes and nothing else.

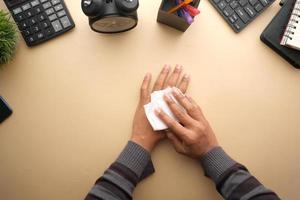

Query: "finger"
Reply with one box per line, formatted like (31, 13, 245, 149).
(164, 94, 195, 125)
(152, 65, 171, 91)
(172, 88, 202, 121)
(177, 74, 190, 93)
(155, 108, 188, 141)
(164, 65, 183, 88)
(186, 95, 206, 120)
(167, 132, 185, 153)
(140, 73, 152, 103)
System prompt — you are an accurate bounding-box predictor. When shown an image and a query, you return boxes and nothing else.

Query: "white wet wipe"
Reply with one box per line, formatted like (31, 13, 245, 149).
(144, 87, 185, 131)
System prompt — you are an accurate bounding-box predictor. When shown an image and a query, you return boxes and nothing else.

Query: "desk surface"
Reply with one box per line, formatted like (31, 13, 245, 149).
(1, 0, 300, 199)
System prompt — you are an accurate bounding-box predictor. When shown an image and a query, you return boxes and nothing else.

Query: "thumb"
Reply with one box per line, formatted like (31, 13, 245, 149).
(167, 132, 185, 154)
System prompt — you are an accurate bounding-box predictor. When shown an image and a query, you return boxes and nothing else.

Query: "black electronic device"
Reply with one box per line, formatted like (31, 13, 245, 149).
(209, 0, 275, 32)
(4, 0, 75, 46)
(81, 0, 139, 33)
(0, 97, 13, 123)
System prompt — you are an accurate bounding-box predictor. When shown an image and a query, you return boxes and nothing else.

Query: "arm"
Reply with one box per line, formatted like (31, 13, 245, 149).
(85, 65, 190, 200)
(156, 88, 280, 200)
(85, 141, 154, 200)
(200, 147, 279, 200)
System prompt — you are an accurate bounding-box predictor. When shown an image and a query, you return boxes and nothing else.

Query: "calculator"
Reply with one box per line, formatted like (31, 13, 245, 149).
(4, 0, 75, 46)
(209, 0, 275, 32)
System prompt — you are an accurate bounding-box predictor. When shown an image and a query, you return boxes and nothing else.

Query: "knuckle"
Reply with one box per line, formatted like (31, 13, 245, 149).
(140, 86, 147, 93)
(168, 121, 177, 129)
(174, 109, 185, 118)
(187, 105, 198, 113)
(196, 122, 209, 133)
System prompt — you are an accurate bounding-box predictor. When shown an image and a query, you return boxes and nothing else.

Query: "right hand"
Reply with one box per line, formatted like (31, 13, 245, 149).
(155, 88, 219, 159)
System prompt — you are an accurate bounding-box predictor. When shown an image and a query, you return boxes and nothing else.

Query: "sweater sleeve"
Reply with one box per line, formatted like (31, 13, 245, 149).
(200, 147, 280, 200)
(85, 141, 155, 200)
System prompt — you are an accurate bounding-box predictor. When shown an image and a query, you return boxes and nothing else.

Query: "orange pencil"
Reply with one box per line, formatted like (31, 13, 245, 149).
(167, 0, 193, 14)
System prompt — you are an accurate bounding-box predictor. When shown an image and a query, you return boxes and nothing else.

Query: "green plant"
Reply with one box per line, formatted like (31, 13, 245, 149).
(0, 10, 18, 67)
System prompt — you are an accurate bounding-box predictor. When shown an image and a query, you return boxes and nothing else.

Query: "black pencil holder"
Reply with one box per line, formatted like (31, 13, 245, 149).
(157, 0, 201, 32)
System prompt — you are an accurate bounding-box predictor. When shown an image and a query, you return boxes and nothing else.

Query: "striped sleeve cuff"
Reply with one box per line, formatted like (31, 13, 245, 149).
(116, 141, 152, 178)
(200, 147, 237, 183)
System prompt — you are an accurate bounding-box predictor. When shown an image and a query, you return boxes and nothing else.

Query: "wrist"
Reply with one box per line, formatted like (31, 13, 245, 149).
(199, 146, 236, 183)
(201, 142, 219, 157)
(130, 136, 155, 152)
(116, 141, 152, 178)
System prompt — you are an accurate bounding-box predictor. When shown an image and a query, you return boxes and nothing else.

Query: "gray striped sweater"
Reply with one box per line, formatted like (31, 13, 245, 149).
(85, 141, 280, 200)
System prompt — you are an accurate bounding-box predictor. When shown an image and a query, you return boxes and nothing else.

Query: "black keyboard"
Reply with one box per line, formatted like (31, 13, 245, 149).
(4, 0, 75, 46)
(209, 0, 275, 32)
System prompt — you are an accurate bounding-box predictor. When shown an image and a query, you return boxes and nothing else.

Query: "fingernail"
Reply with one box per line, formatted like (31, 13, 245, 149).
(163, 65, 170, 72)
(145, 73, 150, 79)
(174, 65, 181, 71)
(164, 94, 173, 101)
(183, 74, 190, 80)
(155, 108, 162, 114)
(173, 87, 184, 96)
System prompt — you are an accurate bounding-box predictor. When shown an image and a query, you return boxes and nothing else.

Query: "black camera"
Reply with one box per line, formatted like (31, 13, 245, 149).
(81, 0, 139, 33)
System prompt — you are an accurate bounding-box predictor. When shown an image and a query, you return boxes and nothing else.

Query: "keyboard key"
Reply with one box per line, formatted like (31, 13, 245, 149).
(26, 35, 37, 43)
(229, 15, 236, 23)
(35, 6, 42, 13)
(213, 0, 221, 3)
(234, 19, 245, 30)
(22, 3, 31, 11)
(45, 8, 55, 15)
(249, 0, 258, 6)
(40, 21, 50, 28)
(19, 21, 29, 30)
(37, 32, 44, 39)
(30, 0, 40, 7)
(49, 14, 57, 21)
(239, 0, 248, 6)
(244, 5, 256, 17)
(260, 0, 269, 6)
(29, 17, 37, 25)
(31, 25, 40, 32)
(57, 10, 66, 17)
(255, 3, 263, 12)
(60, 16, 71, 28)
(223, 6, 234, 16)
(43, 2, 52, 9)
(54, 4, 63, 11)
(38, 13, 47, 21)
(226, 0, 231, 3)
(23, 29, 32, 36)
(236, 7, 250, 23)
(25, 10, 34, 18)
(12, 7, 22, 15)
(218, 1, 227, 9)
(45, 27, 54, 36)
(232, 13, 239, 21)
(40, 0, 48, 3)
(51, 20, 63, 32)
(230, 1, 239, 9)
(15, 13, 25, 22)
(51, 0, 61, 5)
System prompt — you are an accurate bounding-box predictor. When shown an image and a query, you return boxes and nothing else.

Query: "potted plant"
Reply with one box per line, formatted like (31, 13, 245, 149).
(0, 10, 18, 68)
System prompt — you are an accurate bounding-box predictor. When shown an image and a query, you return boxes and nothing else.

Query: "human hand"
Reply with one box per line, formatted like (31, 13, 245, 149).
(155, 88, 219, 158)
(131, 65, 190, 152)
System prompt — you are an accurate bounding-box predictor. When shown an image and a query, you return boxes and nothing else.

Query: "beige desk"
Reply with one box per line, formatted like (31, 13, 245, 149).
(0, 0, 300, 199)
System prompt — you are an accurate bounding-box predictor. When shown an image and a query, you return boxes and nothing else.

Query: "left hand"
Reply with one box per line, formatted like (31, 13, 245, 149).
(131, 65, 190, 152)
